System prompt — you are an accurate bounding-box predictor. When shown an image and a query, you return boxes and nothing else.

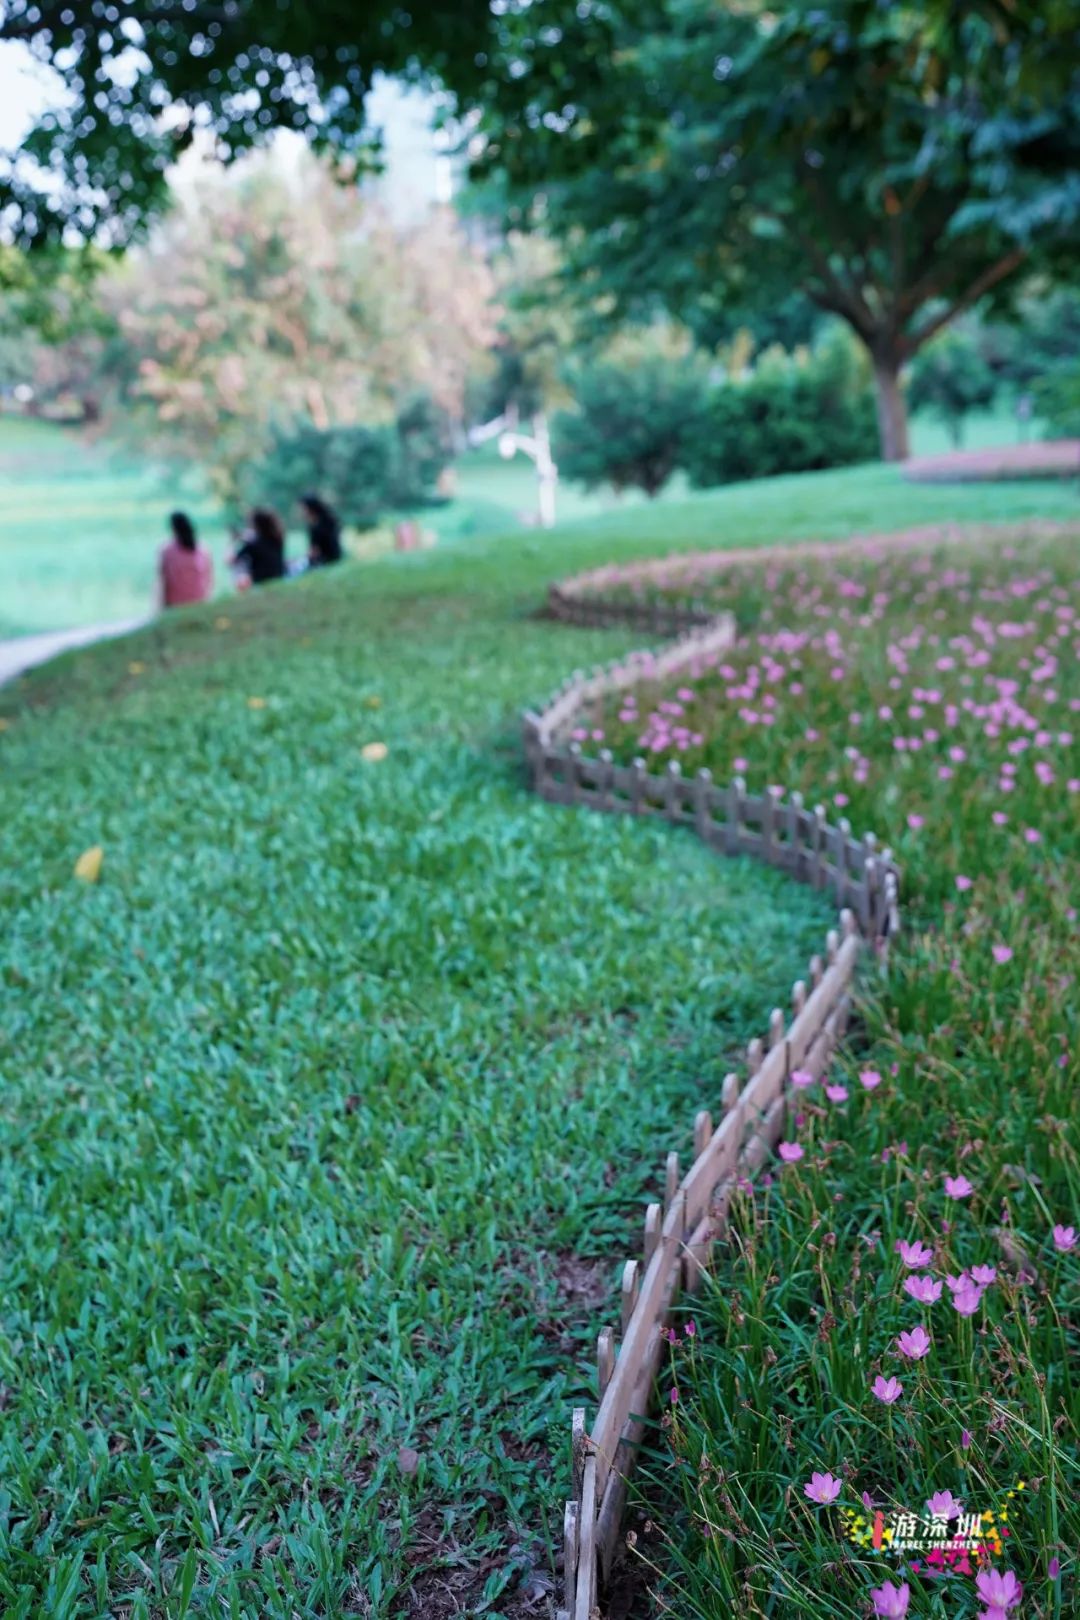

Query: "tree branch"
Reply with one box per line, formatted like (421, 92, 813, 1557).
(902, 248, 1027, 356)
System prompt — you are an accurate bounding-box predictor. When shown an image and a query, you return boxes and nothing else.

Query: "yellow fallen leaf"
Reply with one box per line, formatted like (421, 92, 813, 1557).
(0, 718, 10, 733)
(361, 741, 388, 762)
(365, 695, 382, 709)
(214, 616, 231, 630)
(74, 845, 104, 884)
(128, 660, 146, 676)
(247, 696, 267, 710)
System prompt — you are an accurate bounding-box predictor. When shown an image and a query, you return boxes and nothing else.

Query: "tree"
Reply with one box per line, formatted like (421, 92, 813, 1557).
(908, 329, 998, 447)
(473, 1, 1080, 461)
(0, 1, 617, 249)
(553, 327, 709, 498)
(100, 145, 494, 499)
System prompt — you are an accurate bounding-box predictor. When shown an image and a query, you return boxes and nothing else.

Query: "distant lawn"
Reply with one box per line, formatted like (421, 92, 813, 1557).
(3, 411, 1074, 640)
(0, 419, 665, 639)
(0, 431, 1077, 1615)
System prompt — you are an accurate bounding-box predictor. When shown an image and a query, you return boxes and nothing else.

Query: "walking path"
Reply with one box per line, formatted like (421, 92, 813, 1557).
(0, 617, 149, 689)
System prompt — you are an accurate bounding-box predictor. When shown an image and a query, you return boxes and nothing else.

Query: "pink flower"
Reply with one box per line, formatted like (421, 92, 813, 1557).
(1053, 1224, 1077, 1252)
(896, 1325, 931, 1360)
(904, 1274, 942, 1305)
(778, 1141, 804, 1162)
(991, 944, 1013, 965)
(992, 811, 1009, 826)
(669, 1385, 678, 1404)
(961, 1428, 972, 1450)
(872, 1375, 903, 1405)
(907, 814, 924, 830)
(944, 1174, 974, 1199)
(825, 1083, 849, 1103)
(895, 1240, 934, 1269)
(870, 1580, 910, 1618)
(975, 1568, 1022, 1612)
(952, 1283, 984, 1317)
(955, 874, 973, 891)
(790, 1069, 815, 1089)
(970, 1264, 997, 1286)
(803, 1470, 842, 1504)
(1049, 1556, 1060, 1579)
(860, 1069, 882, 1090)
(926, 1489, 963, 1519)
(685, 1318, 697, 1337)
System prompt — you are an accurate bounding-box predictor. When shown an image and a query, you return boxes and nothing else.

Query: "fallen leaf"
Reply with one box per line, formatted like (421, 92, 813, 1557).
(247, 697, 267, 710)
(74, 845, 104, 884)
(397, 1446, 420, 1476)
(364, 695, 382, 709)
(128, 661, 146, 676)
(361, 741, 388, 762)
(214, 616, 231, 631)
(0, 718, 10, 733)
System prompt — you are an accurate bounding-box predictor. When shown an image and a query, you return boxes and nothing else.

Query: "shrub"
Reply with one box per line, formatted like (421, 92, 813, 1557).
(245, 397, 451, 531)
(553, 338, 711, 498)
(683, 331, 878, 486)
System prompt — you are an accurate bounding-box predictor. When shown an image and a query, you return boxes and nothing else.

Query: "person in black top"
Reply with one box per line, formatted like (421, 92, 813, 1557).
(232, 508, 286, 586)
(300, 493, 344, 568)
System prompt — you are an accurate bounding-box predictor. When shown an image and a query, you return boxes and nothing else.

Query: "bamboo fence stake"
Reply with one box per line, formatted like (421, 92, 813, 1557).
(768, 1008, 784, 1049)
(621, 1260, 640, 1334)
(761, 786, 776, 865)
(726, 776, 745, 855)
(694, 768, 712, 840)
(791, 980, 807, 1017)
(694, 1109, 712, 1160)
(721, 1072, 741, 1112)
(597, 1328, 615, 1398)
(812, 804, 827, 887)
(809, 953, 823, 989)
(571, 1408, 586, 1500)
(644, 1202, 662, 1266)
(665, 760, 682, 821)
(562, 1500, 579, 1619)
(630, 758, 647, 817)
(665, 1151, 680, 1211)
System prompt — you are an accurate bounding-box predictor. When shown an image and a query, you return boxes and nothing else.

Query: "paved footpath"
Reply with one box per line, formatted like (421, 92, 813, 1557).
(0, 617, 150, 689)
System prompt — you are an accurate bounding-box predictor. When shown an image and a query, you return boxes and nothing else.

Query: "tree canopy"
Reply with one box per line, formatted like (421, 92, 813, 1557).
(475, 0, 1080, 459)
(0, 0, 613, 247)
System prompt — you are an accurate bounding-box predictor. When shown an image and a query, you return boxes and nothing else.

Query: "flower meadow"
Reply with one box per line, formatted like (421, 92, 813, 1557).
(590, 527, 1079, 1616)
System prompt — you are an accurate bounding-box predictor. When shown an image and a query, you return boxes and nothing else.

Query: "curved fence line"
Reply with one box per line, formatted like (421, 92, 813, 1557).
(522, 590, 901, 1620)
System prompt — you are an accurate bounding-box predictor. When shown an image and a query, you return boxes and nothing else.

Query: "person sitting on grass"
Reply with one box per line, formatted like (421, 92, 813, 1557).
(231, 508, 287, 587)
(159, 510, 213, 609)
(300, 493, 344, 568)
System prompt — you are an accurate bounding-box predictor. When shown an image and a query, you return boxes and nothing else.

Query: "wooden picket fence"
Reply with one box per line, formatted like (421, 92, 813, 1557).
(521, 588, 900, 1620)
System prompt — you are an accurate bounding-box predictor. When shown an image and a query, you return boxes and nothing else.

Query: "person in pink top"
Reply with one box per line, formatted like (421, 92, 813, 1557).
(159, 511, 213, 609)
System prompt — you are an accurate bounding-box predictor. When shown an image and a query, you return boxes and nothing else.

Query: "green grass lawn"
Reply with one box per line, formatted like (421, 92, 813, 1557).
(0, 420, 665, 639)
(2, 410, 1071, 641)
(0, 430, 1077, 1619)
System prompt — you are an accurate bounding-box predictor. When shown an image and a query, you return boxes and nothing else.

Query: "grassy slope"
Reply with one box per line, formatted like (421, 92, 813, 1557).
(0, 442, 1076, 1619)
(0, 409, 1063, 639)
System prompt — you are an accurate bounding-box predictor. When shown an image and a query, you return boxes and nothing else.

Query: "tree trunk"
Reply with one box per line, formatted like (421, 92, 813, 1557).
(871, 357, 910, 462)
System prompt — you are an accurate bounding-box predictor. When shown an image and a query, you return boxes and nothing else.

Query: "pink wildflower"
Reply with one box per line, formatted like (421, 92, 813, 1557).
(944, 1174, 974, 1199)
(975, 1568, 1022, 1613)
(991, 944, 1013, 965)
(904, 1275, 942, 1305)
(872, 1375, 903, 1405)
(870, 1580, 910, 1618)
(803, 1470, 842, 1504)
(896, 1325, 931, 1360)
(778, 1142, 804, 1163)
(970, 1264, 997, 1286)
(790, 1069, 815, 1089)
(952, 1283, 984, 1317)
(926, 1490, 964, 1519)
(1053, 1224, 1077, 1252)
(860, 1069, 882, 1090)
(825, 1083, 849, 1103)
(895, 1240, 934, 1268)
(955, 874, 973, 891)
